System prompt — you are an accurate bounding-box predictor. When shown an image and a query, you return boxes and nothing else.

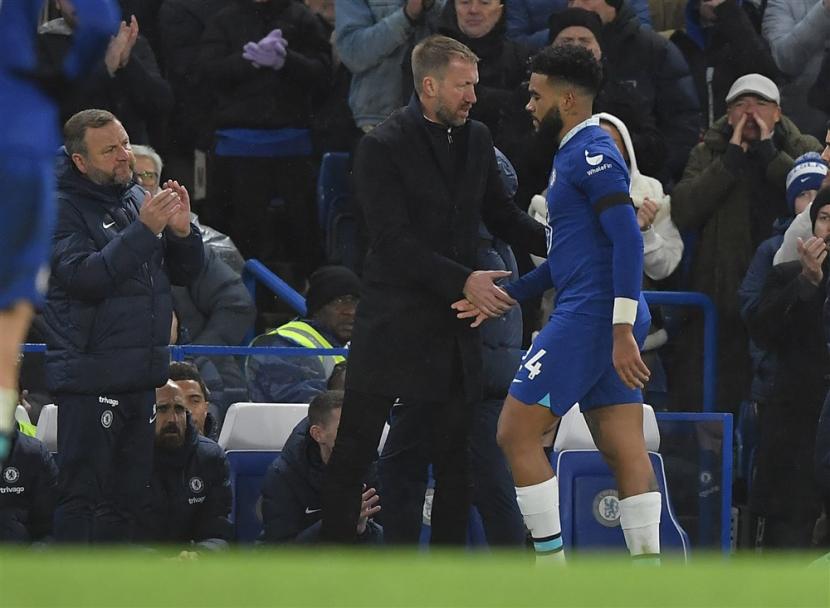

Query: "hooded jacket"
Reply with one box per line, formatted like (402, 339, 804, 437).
(596, 112, 683, 282)
(42, 151, 204, 395)
(0, 429, 58, 543)
(260, 418, 381, 543)
(141, 417, 232, 549)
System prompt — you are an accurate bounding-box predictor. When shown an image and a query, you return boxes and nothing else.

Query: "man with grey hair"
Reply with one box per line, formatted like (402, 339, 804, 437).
(320, 34, 546, 544)
(131, 144, 163, 194)
(43, 108, 204, 543)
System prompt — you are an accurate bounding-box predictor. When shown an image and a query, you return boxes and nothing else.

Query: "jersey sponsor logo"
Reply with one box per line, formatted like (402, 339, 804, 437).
(189, 476, 205, 494)
(3, 467, 20, 484)
(188, 496, 205, 505)
(592, 489, 621, 527)
(0, 486, 24, 495)
(98, 396, 119, 407)
(585, 149, 604, 167)
(586, 162, 613, 177)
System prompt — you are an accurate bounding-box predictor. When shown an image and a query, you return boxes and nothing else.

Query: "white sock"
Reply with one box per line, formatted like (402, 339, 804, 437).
(0, 388, 16, 435)
(619, 491, 661, 563)
(516, 476, 565, 563)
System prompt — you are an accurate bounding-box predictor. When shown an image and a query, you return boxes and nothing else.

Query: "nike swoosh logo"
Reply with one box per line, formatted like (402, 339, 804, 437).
(149, 415, 157, 424)
(512, 379, 523, 383)
(305, 507, 321, 514)
(103, 221, 116, 229)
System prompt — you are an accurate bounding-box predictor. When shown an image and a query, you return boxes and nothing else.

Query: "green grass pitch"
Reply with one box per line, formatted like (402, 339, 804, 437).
(1, 549, 828, 607)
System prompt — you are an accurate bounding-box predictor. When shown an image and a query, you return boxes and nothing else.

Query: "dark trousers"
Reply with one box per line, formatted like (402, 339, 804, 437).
(378, 398, 525, 546)
(53, 391, 155, 543)
(208, 154, 323, 280)
(321, 386, 474, 545)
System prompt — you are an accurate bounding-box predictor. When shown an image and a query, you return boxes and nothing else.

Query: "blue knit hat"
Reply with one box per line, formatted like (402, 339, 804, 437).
(786, 152, 828, 213)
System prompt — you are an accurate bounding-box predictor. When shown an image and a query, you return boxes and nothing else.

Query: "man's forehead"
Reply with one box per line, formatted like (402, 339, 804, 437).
(175, 379, 204, 396)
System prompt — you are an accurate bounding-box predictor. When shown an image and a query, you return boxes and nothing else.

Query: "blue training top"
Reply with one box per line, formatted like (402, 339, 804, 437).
(506, 116, 649, 324)
(0, 0, 118, 157)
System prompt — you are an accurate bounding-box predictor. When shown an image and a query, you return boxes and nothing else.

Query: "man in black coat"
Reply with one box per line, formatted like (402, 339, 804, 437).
(42, 109, 204, 543)
(570, 0, 700, 184)
(747, 187, 830, 549)
(320, 35, 547, 544)
(140, 381, 232, 551)
(262, 390, 381, 543)
(0, 424, 58, 544)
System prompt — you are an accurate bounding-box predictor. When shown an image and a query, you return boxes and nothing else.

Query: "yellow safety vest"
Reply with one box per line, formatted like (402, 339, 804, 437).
(267, 320, 346, 377)
(17, 420, 37, 437)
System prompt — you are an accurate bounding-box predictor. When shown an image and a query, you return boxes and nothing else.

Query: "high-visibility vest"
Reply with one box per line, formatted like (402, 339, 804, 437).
(17, 420, 36, 438)
(267, 320, 346, 377)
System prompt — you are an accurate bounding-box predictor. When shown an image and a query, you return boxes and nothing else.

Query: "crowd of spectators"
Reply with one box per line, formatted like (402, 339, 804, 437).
(5, 0, 830, 553)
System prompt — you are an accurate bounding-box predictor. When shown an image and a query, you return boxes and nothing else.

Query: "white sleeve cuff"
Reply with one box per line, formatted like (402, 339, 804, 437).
(613, 297, 638, 325)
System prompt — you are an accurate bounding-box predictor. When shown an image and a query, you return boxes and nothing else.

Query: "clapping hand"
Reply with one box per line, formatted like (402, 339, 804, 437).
(242, 29, 287, 70)
(162, 180, 192, 237)
(797, 236, 828, 286)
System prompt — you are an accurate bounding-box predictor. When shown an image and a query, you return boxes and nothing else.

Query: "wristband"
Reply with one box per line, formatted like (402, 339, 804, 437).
(613, 297, 638, 325)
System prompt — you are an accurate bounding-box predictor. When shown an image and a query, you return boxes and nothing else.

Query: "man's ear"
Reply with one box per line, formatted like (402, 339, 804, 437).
(309, 424, 323, 443)
(71, 153, 87, 174)
(422, 75, 437, 98)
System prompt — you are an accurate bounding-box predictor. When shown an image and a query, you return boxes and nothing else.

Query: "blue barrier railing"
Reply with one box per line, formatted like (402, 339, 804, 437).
(643, 290, 718, 412)
(242, 259, 306, 317)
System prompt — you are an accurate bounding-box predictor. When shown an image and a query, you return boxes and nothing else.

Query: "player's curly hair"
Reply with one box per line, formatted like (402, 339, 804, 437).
(530, 44, 603, 96)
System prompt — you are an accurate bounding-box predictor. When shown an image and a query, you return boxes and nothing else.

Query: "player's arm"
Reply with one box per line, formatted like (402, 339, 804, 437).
(503, 263, 553, 303)
(584, 156, 650, 390)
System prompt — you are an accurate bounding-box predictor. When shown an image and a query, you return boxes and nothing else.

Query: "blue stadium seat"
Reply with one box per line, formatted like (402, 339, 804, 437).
(555, 449, 690, 557)
(226, 450, 278, 542)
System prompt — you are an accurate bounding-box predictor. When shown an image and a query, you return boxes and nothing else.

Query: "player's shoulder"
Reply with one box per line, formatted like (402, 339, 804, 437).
(568, 126, 628, 181)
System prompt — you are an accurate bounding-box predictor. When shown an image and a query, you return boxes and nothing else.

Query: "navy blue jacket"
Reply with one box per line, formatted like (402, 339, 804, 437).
(0, 429, 58, 543)
(245, 321, 344, 404)
(42, 152, 204, 394)
(478, 226, 522, 401)
(737, 219, 789, 404)
(261, 418, 381, 543)
(141, 418, 232, 549)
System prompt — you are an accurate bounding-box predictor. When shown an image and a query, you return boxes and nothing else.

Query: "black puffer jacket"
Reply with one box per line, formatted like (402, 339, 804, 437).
(141, 417, 232, 548)
(197, 0, 331, 130)
(602, 2, 700, 184)
(42, 152, 204, 394)
(0, 429, 58, 543)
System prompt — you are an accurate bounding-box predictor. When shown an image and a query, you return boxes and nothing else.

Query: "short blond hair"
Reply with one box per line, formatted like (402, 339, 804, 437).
(411, 35, 479, 95)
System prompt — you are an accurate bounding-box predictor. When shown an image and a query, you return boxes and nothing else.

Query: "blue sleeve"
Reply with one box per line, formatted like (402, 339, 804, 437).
(579, 148, 643, 303)
(504, 262, 553, 303)
(61, 0, 120, 79)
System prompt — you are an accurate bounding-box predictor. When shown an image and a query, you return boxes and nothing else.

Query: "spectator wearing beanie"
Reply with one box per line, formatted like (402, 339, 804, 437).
(570, 0, 700, 186)
(740, 153, 828, 423)
(245, 266, 360, 404)
(548, 7, 667, 181)
(504, 0, 651, 52)
(745, 186, 830, 549)
(774, 149, 830, 266)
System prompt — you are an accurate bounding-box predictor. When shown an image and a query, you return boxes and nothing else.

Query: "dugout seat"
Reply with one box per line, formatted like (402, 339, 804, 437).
(35, 403, 58, 453)
(553, 404, 690, 558)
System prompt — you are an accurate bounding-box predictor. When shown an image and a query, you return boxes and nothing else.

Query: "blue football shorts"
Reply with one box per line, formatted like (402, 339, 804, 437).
(0, 154, 55, 310)
(508, 310, 650, 415)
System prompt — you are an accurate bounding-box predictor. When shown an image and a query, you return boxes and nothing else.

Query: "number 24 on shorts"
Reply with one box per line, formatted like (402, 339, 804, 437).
(523, 349, 547, 380)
